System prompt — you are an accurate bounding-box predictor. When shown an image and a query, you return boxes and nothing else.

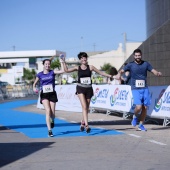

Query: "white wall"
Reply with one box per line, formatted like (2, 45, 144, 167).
(0, 71, 15, 85)
(88, 42, 142, 70)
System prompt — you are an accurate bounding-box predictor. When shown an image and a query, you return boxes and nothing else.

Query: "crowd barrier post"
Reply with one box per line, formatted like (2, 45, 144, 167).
(163, 117, 170, 127)
(122, 111, 131, 120)
(0, 88, 4, 100)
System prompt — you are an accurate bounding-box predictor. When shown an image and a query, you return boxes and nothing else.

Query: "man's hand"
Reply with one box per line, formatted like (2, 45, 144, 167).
(157, 72, 162, 76)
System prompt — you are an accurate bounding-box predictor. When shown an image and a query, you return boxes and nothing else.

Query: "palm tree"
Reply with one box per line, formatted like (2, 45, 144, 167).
(100, 63, 113, 74)
(22, 68, 36, 85)
(71, 72, 78, 80)
(50, 58, 61, 70)
(50, 58, 63, 84)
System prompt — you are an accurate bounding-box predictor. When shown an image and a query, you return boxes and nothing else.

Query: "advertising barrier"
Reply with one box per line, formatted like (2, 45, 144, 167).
(90, 84, 133, 112)
(149, 86, 170, 117)
(37, 84, 170, 125)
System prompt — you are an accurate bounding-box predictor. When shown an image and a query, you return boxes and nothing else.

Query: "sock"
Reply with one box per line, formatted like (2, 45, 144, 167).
(139, 122, 143, 126)
(133, 115, 137, 118)
(51, 118, 54, 123)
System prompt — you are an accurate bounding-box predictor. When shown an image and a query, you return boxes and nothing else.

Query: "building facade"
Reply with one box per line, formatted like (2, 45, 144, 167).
(0, 50, 65, 85)
(125, 0, 170, 86)
(88, 42, 142, 70)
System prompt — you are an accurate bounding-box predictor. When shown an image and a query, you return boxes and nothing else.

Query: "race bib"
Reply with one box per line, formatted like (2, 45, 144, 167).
(42, 84, 53, 93)
(135, 80, 145, 87)
(80, 77, 91, 85)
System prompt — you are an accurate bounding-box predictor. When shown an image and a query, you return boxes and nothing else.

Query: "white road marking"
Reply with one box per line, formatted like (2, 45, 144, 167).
(148, 140, 167, 146)
(97, 126, 104, 129)
(58, 117, 65, 120)
(70, 121, 77, 123)
(128, 134, 141, 138)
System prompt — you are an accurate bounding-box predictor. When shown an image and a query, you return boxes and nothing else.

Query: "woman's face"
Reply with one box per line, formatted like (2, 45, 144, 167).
(43, 60, 51, 70)
(80, 57, 87, 64)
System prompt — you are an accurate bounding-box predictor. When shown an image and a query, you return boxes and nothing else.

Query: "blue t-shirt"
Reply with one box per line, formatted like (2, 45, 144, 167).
(37, 70, 55, 91)
(123, 61, 153, 89)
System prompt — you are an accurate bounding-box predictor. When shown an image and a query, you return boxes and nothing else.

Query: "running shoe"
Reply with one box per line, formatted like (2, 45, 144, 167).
(80, 120, 85, 131)
(85, 125, 91, 133)
(48, 130, 54, 137)
(131, 117, 138, 127)
(138, 124, 147, 131)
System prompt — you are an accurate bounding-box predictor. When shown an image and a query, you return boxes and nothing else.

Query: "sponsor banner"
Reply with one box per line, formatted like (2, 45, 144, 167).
(91, 85, 132, 112)
(108, 85, 133, 112)
(37, 85, 82, 112)
(149, 85, 170, 118)
(37, 84, 132, 113)
(37, 84, 170, 119)
(55, 85, 81, 112)
(90, 85, 110, 109)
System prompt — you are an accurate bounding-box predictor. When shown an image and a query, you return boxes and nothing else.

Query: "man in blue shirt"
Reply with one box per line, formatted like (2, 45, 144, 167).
(118, 49, 162, 131)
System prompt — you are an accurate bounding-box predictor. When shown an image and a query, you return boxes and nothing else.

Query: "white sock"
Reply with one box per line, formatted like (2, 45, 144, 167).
(133, 115, 137, 118)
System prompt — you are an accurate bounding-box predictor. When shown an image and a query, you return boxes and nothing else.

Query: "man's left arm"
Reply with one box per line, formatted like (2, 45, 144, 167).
(151, 69, 162, 76)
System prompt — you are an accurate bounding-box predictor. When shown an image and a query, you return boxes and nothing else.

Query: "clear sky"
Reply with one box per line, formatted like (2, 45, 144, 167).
(0, 0, 146, 58)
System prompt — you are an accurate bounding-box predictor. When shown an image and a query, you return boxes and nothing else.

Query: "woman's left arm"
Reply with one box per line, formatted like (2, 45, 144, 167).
(53, 61, 65, 74)
(90, 65, 112, 78)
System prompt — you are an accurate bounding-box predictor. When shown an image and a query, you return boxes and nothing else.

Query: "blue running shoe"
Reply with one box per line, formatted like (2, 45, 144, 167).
(138, 124, 147, 131)
(131, 117, 138, 127)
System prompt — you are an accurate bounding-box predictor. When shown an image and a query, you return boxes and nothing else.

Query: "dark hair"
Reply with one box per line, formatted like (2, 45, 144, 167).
(42, 59, 51, 65)
(77, 52, 88, 59)
(133, 49, 142, 55)
(110, 67, 118, 76)
(109, 67, 118, 81)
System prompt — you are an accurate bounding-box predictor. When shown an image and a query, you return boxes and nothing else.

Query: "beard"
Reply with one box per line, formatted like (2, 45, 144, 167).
(135, 58, 142, 63)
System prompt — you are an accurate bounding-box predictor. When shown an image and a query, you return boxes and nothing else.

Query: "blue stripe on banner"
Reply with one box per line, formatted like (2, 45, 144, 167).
(0, 100, 124, 138)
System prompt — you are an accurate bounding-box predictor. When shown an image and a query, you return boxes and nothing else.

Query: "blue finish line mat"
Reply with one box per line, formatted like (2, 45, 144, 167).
(0, 100, 124, 138)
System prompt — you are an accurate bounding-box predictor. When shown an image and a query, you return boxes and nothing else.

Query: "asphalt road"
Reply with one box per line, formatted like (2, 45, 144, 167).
(0, 97, 170, 170)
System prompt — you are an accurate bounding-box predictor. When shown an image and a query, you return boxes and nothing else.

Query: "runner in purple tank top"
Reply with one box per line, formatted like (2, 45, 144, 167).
(33, 55, 64, 137)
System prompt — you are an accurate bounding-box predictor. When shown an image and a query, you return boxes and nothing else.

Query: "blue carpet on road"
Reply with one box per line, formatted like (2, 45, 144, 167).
(0, 100, 124, 138)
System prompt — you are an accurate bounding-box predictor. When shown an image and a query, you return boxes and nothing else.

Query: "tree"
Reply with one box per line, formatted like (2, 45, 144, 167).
(22, 68, 36, 85)
(50, 58, 61, 70)
(50, 58, 63, 84)
(100, 63, 113, 74)
(71, 72, 78, 80)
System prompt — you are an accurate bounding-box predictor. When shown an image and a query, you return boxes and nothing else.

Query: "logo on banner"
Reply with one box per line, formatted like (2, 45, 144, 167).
(91, 87, 109, 104)
(91, 88, 100, 104)
(110, 88, 129, 107)
(154, 89, 165, 112)
(110, 88, 119, 106)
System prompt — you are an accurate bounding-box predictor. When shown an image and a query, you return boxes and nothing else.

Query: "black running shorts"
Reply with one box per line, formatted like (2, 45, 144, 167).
(76, 85, 94, 99)
(40, 91, 58, 104)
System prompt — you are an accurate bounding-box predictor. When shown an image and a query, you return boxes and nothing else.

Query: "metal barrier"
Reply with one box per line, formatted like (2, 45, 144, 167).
(0, 85, 37, 101)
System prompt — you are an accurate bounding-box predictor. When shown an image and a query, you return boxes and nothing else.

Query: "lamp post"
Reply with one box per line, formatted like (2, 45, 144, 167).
(123, 32, 127, 62)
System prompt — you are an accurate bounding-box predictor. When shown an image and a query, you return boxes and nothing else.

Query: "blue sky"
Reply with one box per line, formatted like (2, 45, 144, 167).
(0, 0, 146, 58)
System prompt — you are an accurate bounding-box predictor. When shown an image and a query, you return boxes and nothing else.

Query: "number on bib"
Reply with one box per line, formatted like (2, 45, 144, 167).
(135, 80, 145, 87)
(80, 77, 91, 85)
(42, 84, 53, 93)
